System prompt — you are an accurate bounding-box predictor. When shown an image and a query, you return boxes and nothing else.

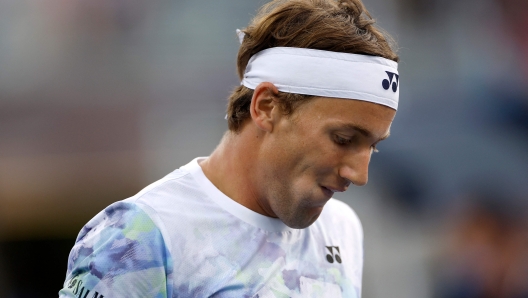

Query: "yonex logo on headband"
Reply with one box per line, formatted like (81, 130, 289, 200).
(382, 71, 399, 92)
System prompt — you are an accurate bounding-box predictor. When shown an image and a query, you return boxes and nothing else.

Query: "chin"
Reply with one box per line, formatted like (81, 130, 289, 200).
(282, 207, 323, 229)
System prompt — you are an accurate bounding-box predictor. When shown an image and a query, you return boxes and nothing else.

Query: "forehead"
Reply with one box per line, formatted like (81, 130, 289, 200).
(294, 96, 395, 123)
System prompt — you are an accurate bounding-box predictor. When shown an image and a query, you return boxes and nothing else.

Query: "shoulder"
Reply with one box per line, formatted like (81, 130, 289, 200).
(72, 166, 195, 251)
(75, 201, 160, 243)
(124, 166, 205, 228)
(70, 201, 171, 273)
(62, 200, 174, 297)
(126, 165, 210, 211)
(118, 162, 223, 252)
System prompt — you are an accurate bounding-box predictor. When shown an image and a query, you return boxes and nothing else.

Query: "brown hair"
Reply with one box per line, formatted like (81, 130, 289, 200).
(227, 0, 399, 132)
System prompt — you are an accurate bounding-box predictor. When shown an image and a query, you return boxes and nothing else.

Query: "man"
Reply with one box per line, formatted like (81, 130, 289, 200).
(60, 0, 399, 297)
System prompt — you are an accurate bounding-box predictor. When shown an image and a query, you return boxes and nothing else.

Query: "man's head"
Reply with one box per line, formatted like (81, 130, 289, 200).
(221, 0, 399, 228)
(227, 0, 398, 132)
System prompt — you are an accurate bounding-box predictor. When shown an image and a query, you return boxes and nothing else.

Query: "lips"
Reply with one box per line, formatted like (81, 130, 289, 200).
(321, 186, 335, 198)
(321, 184, 348, 198)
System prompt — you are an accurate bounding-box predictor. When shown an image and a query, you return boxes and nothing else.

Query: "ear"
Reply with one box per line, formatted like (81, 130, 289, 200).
(249, 82, 280, 132)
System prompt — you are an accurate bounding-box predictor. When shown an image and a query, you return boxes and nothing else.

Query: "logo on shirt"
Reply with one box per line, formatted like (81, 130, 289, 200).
(325, 246, 342, 264)
(66, 277, 105, 298)
(382, 71, 399, 92)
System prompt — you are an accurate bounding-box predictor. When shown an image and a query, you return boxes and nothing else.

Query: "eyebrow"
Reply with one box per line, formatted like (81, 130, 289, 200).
(340, 123, 391, 142)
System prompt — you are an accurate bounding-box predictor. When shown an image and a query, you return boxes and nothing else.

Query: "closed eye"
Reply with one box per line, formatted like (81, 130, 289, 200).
(334, 134, 380, 153)
(333, 134, 353, 146)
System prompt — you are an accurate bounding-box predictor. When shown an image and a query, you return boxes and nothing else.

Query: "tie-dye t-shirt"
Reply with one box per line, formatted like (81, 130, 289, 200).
(59, 157, 364, 298)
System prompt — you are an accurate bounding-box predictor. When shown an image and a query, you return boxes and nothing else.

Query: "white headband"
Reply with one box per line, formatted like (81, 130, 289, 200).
(241, 46, 400, 110)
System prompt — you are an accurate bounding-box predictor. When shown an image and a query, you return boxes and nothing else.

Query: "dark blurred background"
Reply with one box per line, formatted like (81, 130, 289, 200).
(0, 0, 527, 297)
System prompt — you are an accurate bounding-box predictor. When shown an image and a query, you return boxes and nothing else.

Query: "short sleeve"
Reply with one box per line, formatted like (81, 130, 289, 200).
(58, 201, 173, 298)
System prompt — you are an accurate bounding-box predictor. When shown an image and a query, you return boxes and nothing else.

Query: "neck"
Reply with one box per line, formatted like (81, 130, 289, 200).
(199, 128, 274, 217)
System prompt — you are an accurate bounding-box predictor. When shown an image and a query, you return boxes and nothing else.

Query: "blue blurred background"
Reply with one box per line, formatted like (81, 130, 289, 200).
(0, 0, 527, 297)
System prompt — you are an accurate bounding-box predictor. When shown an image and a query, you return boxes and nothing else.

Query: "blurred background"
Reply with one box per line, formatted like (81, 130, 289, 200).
(0, 0, 526, 297)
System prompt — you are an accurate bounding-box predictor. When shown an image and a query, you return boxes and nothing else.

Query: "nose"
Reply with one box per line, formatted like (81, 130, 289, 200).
(338, 149, 372, 186)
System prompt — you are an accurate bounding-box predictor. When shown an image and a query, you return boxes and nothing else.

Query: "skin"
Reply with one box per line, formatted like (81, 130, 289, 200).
(200, 82, 396, 229)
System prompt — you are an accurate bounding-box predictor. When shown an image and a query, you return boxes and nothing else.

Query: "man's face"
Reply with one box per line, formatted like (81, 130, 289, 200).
(255, 97, 396, 229)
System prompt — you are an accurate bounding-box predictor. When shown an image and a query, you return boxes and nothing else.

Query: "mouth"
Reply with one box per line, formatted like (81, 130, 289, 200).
(321, 186, 335, 199)
(321, 184, 348, 199)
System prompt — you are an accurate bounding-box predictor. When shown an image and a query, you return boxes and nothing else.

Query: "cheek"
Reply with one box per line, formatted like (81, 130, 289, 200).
(288, 142, 341, 183)
(265, 143, 306, 176)
(301, 144, 343, 173)
(265, 124, 338, 183)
